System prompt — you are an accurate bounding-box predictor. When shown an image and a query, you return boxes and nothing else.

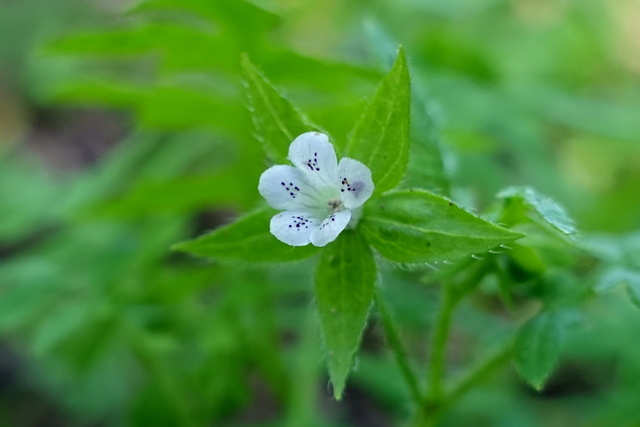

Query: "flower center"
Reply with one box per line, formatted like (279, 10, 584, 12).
(327, 198, 344, 213)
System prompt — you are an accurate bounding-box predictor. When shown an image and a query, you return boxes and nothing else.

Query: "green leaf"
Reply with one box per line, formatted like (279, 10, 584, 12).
(128, 0, 280, 38)
(514, 311, 564, 390)
(139, 85, 243, 131)
(315, 231, 376, 400)
(627, 281, 640, 311)
(595, 267, 640, 293)
(497, 186, 576, 236)
(596, 267, 640, 310)
(241, 54, 320, 164)
(359, 189, 524, 263)
(346, 46, 410, 193)
(173, 208, 319, 262)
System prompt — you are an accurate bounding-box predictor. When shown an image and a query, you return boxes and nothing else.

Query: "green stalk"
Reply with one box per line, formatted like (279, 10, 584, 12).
(375, 288, 422, 405)
(426, 284, 455, 402)
(447, 340, 513, 405)
(420, 258, 490, 424)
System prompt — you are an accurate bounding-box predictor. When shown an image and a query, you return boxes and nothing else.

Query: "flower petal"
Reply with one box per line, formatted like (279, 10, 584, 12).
(270, 211, 321, 247)
(338, 157, 375, 209)
(259, 165, 319, 210)
(310, 209, 351, 247)
(288, 132, 339, 188)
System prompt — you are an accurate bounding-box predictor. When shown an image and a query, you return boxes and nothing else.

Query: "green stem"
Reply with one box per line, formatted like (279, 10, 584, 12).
(420, 258, 490, 424)
(427, 283, 455, 402)
(447, 339, 513, 405)
(414, 339, 513, 427)
(375, 288, 422, 405)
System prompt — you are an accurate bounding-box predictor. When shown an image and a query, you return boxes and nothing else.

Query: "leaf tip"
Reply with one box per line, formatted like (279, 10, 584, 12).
(169, 241, 188, 252)
(328, 376, 346, 401)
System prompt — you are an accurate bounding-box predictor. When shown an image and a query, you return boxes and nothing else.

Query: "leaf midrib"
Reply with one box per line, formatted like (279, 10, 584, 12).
(362, 216, 518, 241)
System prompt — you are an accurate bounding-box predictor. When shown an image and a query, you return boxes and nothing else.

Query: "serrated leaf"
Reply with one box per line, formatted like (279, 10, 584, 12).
(241, 54, 320, 164)
(498, 186, 576, 236)
(514, 311, 563, 390)
(359, 189, 524, 263)
(315, 231, 376, 400)
(173, 208, 319, 262)
(346, 46, 410, 193)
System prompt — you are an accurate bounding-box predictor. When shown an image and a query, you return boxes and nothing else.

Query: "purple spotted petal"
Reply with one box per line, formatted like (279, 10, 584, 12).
(258, 165, 318, 211)
(270, 211, 321, 246)
(338, 157, 375, 209)
(310, 209, 352, 247)
(288, 132, 339, 188)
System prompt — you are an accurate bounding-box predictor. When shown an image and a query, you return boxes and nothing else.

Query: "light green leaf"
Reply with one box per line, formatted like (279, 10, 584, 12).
(627, 282, 640, 311)
(346, 46, 410, 194)
(48, 23, 237, 74)
(359, 189, 524, 263)
(241, 54, 320, 164)
(139, 85, 243, 131)
(315, 231, 376, 400)
(497, 186, 576, 236)
(514, 311, 564, 390)
(595, 267, 640, 293)
(128, 0, 280, 38)
(173, 208, 319, 262)
(32, 303, 93, 357)
(596, 267, 640, 311)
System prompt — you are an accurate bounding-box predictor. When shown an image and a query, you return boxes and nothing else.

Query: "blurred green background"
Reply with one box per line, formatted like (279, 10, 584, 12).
(1, 0, 640, 426)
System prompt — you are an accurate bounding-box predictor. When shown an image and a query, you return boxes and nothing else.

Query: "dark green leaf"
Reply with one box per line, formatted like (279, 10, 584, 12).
(346, 46, 410, 193)
(514, 311, 564, 390)
(360, 189, 524, 263)
(241, 54, 320, 164)
(315, 231, 376, 400)
(173, 208, 319, 262)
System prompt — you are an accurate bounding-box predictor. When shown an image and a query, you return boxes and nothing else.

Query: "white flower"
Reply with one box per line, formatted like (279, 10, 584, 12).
(258, 132, 375, 247)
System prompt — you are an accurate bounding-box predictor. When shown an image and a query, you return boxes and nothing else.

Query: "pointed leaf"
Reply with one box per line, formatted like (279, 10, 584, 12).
(360, 189, 524, 263)
(346, 46, 410, 193)
(173, 208, 319, 262)
(514, 311, 564, 390)
(315, 231, 376, 400)
(241, 54, 320, 164)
